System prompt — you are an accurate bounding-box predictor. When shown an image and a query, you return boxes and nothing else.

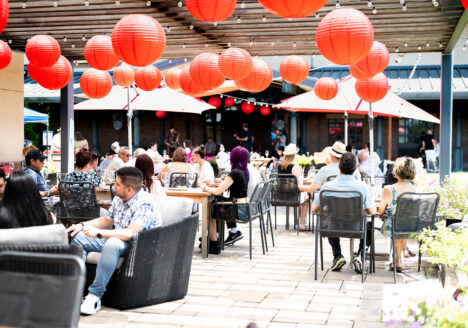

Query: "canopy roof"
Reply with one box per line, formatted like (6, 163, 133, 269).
(5, 0, 466, 60)
(24, 107, 48, 124)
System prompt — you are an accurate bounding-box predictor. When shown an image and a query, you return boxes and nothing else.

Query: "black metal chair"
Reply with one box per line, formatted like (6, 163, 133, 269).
(389, 192, 440, 283)
(0, 251, 85, 328)
(209, 182, 269, 260)
(57, 181, 100, 226)
(270, 174, 303, 234)
(261, 180, 275, 247)
(169, 172, 198, 188)
(314, 190, 373, 282)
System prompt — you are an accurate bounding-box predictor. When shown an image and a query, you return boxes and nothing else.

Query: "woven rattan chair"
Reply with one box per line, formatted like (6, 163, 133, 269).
(57, 181, 100, 226)
(315, 190, 373, 282)
(389, 192, 440, 283)
(0, 251, 85, 328)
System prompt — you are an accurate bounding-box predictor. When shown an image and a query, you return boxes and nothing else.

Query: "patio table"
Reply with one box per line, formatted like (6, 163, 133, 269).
(165, 188, 213, 258)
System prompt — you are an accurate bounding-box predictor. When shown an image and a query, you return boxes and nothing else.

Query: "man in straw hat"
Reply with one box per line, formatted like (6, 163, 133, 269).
(299, 142, 361, 229)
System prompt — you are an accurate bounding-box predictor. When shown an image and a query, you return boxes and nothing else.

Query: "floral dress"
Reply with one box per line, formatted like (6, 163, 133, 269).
(381, 185, 398, 237)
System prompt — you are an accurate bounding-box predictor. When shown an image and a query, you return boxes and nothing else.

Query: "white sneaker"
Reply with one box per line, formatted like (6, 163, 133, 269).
(80, 293, 101, 315)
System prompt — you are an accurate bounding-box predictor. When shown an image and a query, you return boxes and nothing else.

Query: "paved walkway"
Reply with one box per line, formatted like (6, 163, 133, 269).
(79, 209, 441, 328)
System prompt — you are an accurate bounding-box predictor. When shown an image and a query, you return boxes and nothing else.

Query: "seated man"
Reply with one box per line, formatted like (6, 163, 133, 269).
(358, 149, 383, 178)
(106, 146, 131, 171)
(311, 152, 376, 274)
(67, 167, 162, 315)
(24, 150, 59, 197)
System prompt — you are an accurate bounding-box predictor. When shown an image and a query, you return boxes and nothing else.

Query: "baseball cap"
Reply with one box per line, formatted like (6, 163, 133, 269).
(26, 150, 47, 162)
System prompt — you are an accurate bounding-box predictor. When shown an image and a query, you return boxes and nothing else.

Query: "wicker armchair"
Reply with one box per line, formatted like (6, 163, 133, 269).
(57, 181, 100, 226)
(85, 213, 199, 310)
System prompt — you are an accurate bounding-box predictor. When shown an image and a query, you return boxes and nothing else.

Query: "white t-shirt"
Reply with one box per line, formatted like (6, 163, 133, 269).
(247, 164, 261, 199)
(52, 133, 61, 152)
(194, 161, 215, 185)
(106, 157, 124, 172)
(147, 148, 162, 160)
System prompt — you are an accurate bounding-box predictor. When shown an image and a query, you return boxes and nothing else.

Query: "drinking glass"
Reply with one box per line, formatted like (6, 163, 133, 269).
(163, 149, 167, 158)
(265, 150, 269, 158)
(187, 173, 196, 187)
(364, 177, 371, 187)
(307, 166, 316, 179)
(161, 172, 170, 188)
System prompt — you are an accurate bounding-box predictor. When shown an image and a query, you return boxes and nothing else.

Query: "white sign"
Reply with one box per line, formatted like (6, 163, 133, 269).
(42, 130, 53, 147)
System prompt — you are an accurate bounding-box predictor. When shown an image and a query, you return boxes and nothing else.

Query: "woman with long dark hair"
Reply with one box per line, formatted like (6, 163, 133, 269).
(0, 171, 53, 228)
(66, 148, 102, 187)
(203, 146, 250, 254)
(135, 154, 154, 192)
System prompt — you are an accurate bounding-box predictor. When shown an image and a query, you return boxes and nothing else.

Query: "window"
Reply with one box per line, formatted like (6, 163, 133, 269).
(328, 119, 363, 146)
(398, 119, 433, 144)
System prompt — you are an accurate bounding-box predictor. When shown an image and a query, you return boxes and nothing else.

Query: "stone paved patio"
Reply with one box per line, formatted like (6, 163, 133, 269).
(79, 209, 442, 328)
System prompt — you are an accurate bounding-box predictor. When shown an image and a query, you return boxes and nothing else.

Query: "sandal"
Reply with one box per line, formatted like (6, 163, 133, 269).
(389, 264, 402, 273)
(299, 224, 312, 231)
(404, 248, 416, 258)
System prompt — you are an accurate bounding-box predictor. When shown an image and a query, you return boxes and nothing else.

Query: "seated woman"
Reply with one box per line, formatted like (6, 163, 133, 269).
(192, 146, 215, 185)
(0, 172, 54, 228)
(66, 148, 104, 188)
(156, 147, 195, 187)
(135, 154, 165, 196)
(378, 156, 417, 272)
(202, 146, 250, 255)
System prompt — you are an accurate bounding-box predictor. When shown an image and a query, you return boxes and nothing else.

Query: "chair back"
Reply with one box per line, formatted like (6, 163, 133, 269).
(270, 174, 300, 206)
(57, 181, 100, 224)
(260, 180, 273, 215)
(393, 192, 440, 236)
(0, 251, 85, 328)
(318, 190, 366, 238)
(248, 182, 267, 218)
(326, 175, 337, 182)
(169, 172, 198, 188)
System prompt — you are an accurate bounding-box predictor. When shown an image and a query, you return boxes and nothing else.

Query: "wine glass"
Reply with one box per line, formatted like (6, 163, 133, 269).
(161, 172, 170, 188)
(307, 166, 316, 179)
(163, 149, 168, 158)
(187, 173, 196, 187)
(265, 150, 269, 158)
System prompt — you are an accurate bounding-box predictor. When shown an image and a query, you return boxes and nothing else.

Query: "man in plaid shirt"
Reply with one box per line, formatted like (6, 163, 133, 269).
(67, 167, 161, 315)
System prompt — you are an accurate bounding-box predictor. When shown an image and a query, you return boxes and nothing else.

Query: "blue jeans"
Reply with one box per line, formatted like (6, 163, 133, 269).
(72, 232, 128, 298)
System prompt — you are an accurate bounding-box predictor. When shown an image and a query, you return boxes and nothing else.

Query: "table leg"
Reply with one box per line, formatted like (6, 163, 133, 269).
(201, 198, 209, 258)
(286, 206, 290, 230)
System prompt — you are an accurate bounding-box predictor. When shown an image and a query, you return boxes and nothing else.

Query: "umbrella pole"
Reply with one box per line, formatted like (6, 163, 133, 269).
(127, 86, 133, 154)
(344, 111, 349, 145)
(369, 102, 375, 186)
(46, 121, 50, 159)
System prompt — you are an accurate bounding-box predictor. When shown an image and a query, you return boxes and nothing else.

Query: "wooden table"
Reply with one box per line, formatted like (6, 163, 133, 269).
(165, 188, 213, 258)
(249, 158, 272, 168)
(96, 187, 112, 207)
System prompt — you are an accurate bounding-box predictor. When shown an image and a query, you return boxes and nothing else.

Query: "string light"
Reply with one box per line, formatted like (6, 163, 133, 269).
(53, 0, 58, 7)
(404, 42, 408, 47)
(463, 45, 467, 51)
(417, 44, 421, 50)
(249, 37, 253, 46)
(84, 0, 89, 6)
(439, 42, 443, 48)
(367, 0, 372, 7)
(274, 54, 278, 58)
(182, 43, 186, 48)
(402, 3, 407, 11)
(271, 41, 275, 46)
(189, 24, 194, 29)
(178, 1, 182, 7)
(315, 12, 320, 18)
(82, 35, 86, 41)
(426, 41, 430, 47)
(184, 58, 188, 62)
(213, 21, 218, 27)
(205, 43, 208, 48)
(241, 1, 245, 8)
(227, 42, 231, 47)
(169, 59, 172, 63)
(146, 1, 151, 6)
(115, 0, 120, 5)
(335, 0, 340, 8)
(395, 47, 399, 53)
(293, 41, 297, 48)
(400, 0, 404, 4)
(71, 43, 75, 48)
(372, 6, 377, 14)
(63, 36, 67, 42)
(21, 1, 26, 8)
(433, 0, 439, 7)
(237, 16, 241, 23)
(8, 39, 12, 44)
(166, 26, 171, 32)
(262, 15, 266, 22)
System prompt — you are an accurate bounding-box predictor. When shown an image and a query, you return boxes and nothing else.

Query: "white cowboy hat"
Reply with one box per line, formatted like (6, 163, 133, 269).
(328, 141, 346, 158)
(283, 143, 299, 156)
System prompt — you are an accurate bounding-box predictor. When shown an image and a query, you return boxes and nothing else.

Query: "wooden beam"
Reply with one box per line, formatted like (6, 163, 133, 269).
(445, 10, 468, 54)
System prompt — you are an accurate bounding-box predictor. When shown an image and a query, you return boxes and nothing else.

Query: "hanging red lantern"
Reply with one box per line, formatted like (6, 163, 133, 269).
(354, 41, 389, 77)
(259, 105, 271, 116)
(314, 77, 338, 100)
(280, 55, 309, 85)
(349, 64, 375, 81)
(32, 56, 72, 90)
(241, 101, 255, 114)
(258, 0, 327, 19)
(155, 111, 166, 118)
(111, 14, 166, 67)
(463, 0, 468, 11)
(355, 73, 389, 103)
(0, 0, 9, 34)
(208, 96, 222, 109)
(185, 0, 237, 22)
(225, 97, 235, 107)
(25, 35, 61, 67)
(190, 53, 225, 90)
(236, 58, 273, 93)
(234, 79, 249, 92)
(80, 69, 113, 99)
(164, 67, 181, 90)
(27, 63, 39, 81)
(180, 66, 205, 97)
(84, 35, 119, 71)
(113, 65, 134, 87)
(0, 40, 11, 70)
(135, 65, 161, 91)
(316, 8, 374, 65)
(218, 47, 253, 80)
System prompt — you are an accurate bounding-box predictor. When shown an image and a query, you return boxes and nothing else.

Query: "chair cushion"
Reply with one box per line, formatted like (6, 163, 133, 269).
(153, 195, 194, 227)
(0, 224, 68, 246)
(86, 252, 125, 269)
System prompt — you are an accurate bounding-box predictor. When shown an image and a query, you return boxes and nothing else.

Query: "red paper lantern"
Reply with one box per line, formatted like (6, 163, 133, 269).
(111, 14, 166, 67)
(80, 69, 113, 99)
(25, 35, 61, 67)
(155, 111, 166, 118)
(355, 73, 389, 103)
(316, 8, 374, 65)
(314, 77, 338, 100)
(85, 35, 119, 71)
(113, 65, 134, 87)
(463, 0, 468, 11)
(234, 79, 249, 91)
(280, 55, 309, 85)
(164, 67, 181, 90)
(208, 96, 222, 108)
(31, 56, 72, 90)
(241, 101, 255, 114)
(236, 58, 273, 93)
(0, 0, 9, 34)
(0, 40, 11, 70)
(28, 63, 39, 81)
(180, 66, 205, 96)
(135, 65, 161, 91)
(349, 64, 374, 81)
(218, 47, 253, 80)
(354, 41, 389, 77)
(185, 0, 237, 22)
(190, 53, 225, 90)
(260, 105, 271, 116)
(225, 97, 235, 107)
(258, 0, 327, 19)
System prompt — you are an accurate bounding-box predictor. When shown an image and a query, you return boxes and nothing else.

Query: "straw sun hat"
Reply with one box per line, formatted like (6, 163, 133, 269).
(327, 141, 346, 158)
(283, 144, 299, 156)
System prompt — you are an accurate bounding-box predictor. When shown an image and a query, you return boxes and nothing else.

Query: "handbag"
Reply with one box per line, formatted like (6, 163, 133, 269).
(210, 196, 238, 222)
